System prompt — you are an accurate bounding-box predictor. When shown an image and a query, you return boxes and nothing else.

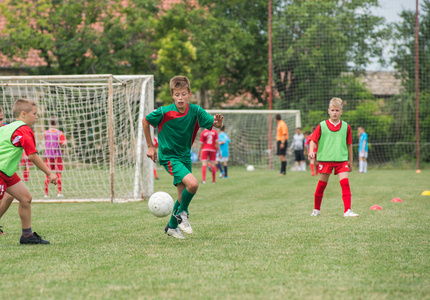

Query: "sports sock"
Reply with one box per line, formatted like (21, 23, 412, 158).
(211, 165, 216, 182)
(364, 162, 367, 173)
(310, 163, 315, 175)
(57, 173, 62, 194)
(224, 166, 228, 177)
(281, 161, 287, 174)
(23, 168, 29, 181)
(22, 227, 32, 237)
(216, 163, 223, 174)
(202, 166, 207, 182)
(359, 161, 363, 173)
(45, 176, 49, 195)
(314, 180, 327, 210)
(340, 178, 351, 212)
(301, 162, 306, 171)
(178, 189, 195, 214)
(168, 200, 180, 228)
(153, 167, 158, 178)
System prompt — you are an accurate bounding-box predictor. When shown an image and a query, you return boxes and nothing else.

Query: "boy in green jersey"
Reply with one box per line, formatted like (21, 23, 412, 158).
(143, 76, 223, 239)
(308, 98, 359, 217)
(0, 100, 58, 244)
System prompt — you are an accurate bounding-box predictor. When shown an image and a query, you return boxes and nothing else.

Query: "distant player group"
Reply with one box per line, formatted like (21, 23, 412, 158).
(0, 75, 367, 243)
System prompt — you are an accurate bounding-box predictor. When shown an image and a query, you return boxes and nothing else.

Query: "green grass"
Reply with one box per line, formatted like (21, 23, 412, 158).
(1, 169, 429, 299)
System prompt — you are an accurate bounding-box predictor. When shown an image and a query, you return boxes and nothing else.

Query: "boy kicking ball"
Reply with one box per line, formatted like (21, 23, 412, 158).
(308, 97, 359, 217)
(143, 76, 223, 239)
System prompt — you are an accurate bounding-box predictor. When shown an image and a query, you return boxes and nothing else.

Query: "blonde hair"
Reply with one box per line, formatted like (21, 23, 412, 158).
(12, 99, 37, 118)
(170, 76, 191, 95)
(329, 97, 343, 109)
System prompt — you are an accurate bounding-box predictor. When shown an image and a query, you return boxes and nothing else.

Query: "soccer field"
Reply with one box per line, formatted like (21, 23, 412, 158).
(1, 169, 429, 299)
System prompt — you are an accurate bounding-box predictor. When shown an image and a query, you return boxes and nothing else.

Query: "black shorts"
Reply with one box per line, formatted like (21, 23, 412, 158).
(295, 150, 305, 162)
(277, 141, 288, 156)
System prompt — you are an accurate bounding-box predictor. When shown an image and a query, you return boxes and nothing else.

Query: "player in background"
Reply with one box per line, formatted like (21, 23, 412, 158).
(357, 126, 368, 173)
(198, 128, 220, 184)
(275, 114, 289, 175)
(289, 127, 306, 171)
(217, 126, 230, 178)
(306, 126, 318, 176)
(0, 99, 58, 244)
(308, 97, 359, 217)
(143, 76, 223, 239)
(44, 117, 67, 198)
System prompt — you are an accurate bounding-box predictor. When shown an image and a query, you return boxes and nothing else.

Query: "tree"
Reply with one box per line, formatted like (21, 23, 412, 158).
(391, 0, 430, 94)
(0, 0, 159, 74)
(272, 0, 387, 110)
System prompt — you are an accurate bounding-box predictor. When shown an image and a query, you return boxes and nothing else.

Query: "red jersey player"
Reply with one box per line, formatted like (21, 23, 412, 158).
(198, 129, 220, 184)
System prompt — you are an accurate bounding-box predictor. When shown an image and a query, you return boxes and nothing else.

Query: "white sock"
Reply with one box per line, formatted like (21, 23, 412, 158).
(359, 161, 363, 173)
(364, 162, 367, 173)
(301, 162, 306, 171)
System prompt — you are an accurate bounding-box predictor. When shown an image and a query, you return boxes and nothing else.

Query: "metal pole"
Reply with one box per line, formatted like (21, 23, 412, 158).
(108, 75, 115, 202)
(415, 0, 420, 173)
(268, 0, 273, 169)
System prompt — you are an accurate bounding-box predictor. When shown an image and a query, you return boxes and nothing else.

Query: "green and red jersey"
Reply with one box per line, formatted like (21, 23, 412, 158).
(145, 103, 214, 165)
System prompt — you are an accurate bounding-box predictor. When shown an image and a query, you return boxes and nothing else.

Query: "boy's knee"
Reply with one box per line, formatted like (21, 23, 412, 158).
(188, 181, 199, 193)
(18, 195, 32, 205)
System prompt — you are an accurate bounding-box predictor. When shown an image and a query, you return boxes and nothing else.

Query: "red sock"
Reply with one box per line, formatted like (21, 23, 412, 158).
(211, 165, 216, 182)
(23, 168, 29, 181)
(45, 176, 49, 195)
(340, 178, 351, 213)
(314, 180, 327, 210)
(57, 173, 62, 194)
(202, 166, 207, 182)
(310, 163, 315, 175)
(153, 167, 158, 179)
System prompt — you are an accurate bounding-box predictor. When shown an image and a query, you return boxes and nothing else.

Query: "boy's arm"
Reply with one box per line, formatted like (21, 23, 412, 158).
(347, 144, 353, 171)
(28, 153, 58, 184)
(142, 119, 157, 163)
(197, 143, 203, 159)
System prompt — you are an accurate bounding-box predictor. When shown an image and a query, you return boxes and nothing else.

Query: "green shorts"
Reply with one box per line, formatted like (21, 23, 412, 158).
(161, 159, 192, 186)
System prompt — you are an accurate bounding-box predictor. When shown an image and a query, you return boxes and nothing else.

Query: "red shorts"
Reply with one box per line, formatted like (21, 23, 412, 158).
(0, 172, 21, 200)
(45, 157, 63, 172)
(201, 151, 217, 161)
(318, 161, 350, 175)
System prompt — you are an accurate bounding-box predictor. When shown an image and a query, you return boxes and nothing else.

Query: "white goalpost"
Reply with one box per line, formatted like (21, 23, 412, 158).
(0, 75, 154, 203)
(200, 110, 301, 170)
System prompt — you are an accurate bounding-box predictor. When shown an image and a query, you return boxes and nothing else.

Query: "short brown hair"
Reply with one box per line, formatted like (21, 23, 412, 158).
(170, 76, 191, 95)
(12, 99, 37, 118)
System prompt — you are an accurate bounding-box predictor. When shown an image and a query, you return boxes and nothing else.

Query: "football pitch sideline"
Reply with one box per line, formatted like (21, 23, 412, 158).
(1, 169, 429, 299)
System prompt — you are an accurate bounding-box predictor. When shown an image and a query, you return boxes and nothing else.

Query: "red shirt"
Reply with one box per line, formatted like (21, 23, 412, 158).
(200, 129, 218, 152)
(310, 120, 352, 145)
(11, 125, 37, 156)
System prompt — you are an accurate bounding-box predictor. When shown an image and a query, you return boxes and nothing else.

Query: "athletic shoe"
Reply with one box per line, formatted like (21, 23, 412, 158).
(57, 193, 64, 197)
(344, 209, 359, 217)
(219, 173, 224, 178)
(202, 181, 206, 184)
(164, 223, 185, 239)
(44, 195, 49, 198)
(0, 226, 4, 235)
(175, 211, 193, 234)
(310, 209, 321, 217)
(20, 232, 50, 244)
(224, 176, 228, 179)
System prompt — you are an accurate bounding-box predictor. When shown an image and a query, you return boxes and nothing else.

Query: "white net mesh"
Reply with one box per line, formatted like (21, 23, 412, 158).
(0, 75, 154, 202)
(192, 110, 301, 170)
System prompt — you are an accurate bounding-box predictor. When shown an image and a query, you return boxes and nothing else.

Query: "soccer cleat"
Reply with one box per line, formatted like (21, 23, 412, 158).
(0, 226, 4, 235)
(57, 193, 64, 197)
(44, 195, 49, 198)
(219, 173, 224, 178)
(164, 223, 185, 239)
(20, 232, 50, 244)
(202, 181, 206, 184)
(344, 209, 359, 217)
(310, 209, 321, 217)
(175, 211, 193, 234)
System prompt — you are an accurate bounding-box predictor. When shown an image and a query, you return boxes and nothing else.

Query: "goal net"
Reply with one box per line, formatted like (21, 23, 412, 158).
(0, 75, 154, 202)
(196, 110, 301, 170)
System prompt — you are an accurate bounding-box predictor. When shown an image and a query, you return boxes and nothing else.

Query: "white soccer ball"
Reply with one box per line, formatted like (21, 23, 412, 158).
(148, 191, 174, 218)
(246, 165, 255, 172)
